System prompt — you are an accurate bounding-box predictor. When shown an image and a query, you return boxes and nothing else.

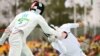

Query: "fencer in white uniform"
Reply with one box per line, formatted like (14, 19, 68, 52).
(0, 1, 58, 56)
(49, 22, 86, 56)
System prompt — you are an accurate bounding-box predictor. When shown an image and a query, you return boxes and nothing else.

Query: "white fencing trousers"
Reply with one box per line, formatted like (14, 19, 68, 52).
(59, 51, 86, 56)
(8, 31, 34, 56)
(59, 53, 67, 56)
(21, 44, 34, 56)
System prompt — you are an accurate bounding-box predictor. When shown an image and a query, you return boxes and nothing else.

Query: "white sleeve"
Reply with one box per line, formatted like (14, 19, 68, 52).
(37, 16, 57, 35)
(65, 23, 79, 28)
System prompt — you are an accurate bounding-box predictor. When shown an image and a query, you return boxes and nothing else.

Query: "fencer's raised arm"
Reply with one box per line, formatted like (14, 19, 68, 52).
(59, 23, 79, 31)
(60, 21, 84, 29)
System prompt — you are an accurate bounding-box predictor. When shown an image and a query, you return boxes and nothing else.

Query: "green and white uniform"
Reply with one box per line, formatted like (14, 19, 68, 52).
(0, 10, 57, 56)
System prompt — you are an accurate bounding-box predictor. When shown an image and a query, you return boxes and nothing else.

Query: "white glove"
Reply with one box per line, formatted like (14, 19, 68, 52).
(48, 35, 57, 42)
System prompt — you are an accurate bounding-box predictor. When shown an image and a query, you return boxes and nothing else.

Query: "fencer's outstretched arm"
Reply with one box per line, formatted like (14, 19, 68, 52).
(37, 16, 57, 36)
(60, 21, 84, 29)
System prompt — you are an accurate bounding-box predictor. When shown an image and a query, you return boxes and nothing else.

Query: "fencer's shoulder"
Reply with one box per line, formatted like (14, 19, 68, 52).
(17, 11, 36, 16)
(29, 11, 43, 18)
(61, 23, 70, 27)
(60, 23, 73, 29)
(15, 11, 30, 16)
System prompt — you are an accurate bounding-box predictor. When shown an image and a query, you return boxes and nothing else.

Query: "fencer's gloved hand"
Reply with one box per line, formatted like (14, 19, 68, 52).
(48, 35, 57, 42)
(83, 20, 90, 27)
